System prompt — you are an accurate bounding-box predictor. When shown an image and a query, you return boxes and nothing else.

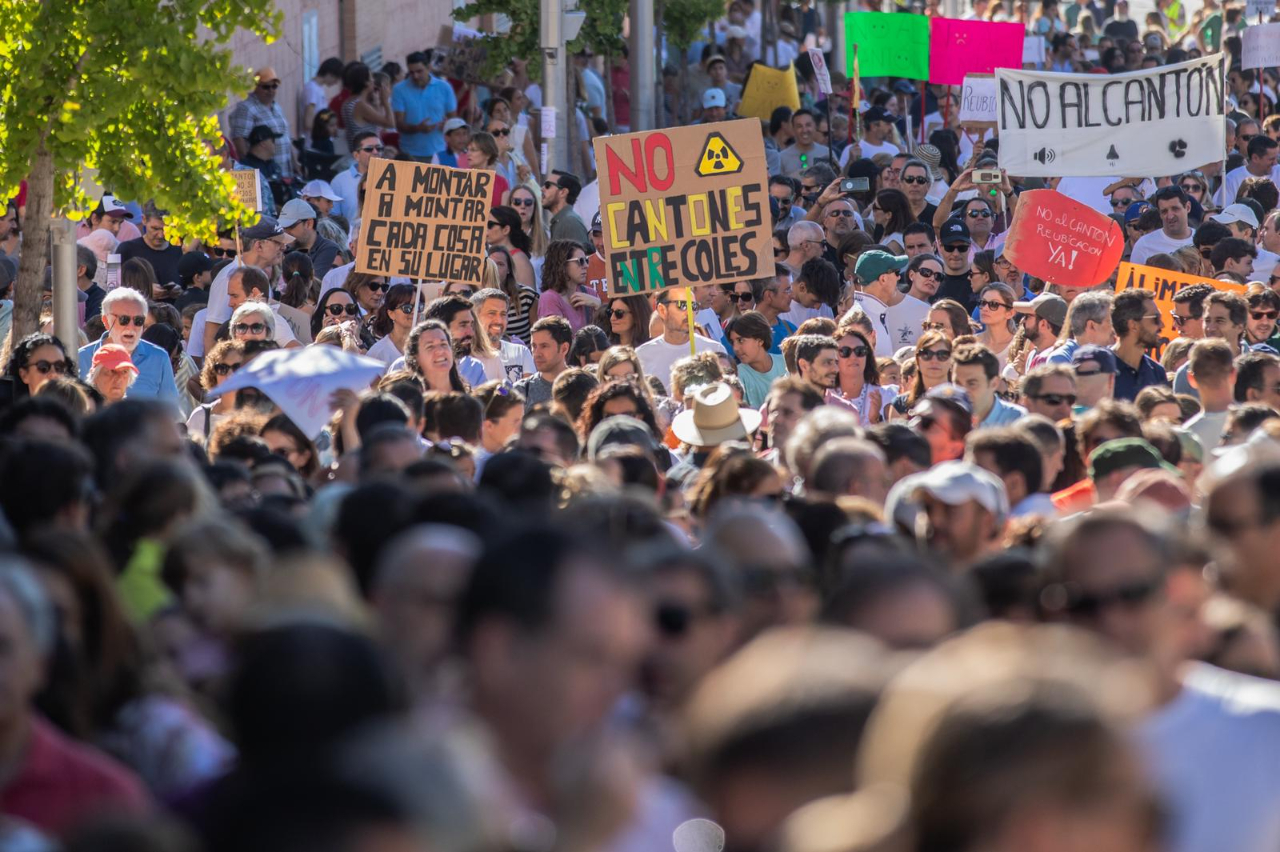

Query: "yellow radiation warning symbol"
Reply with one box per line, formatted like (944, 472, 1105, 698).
(696, 132, 744, 177)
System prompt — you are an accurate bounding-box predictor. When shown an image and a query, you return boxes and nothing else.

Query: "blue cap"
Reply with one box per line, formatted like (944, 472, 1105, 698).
(1124, 201, 1151, 224)
(1072, 344, 1118, 375)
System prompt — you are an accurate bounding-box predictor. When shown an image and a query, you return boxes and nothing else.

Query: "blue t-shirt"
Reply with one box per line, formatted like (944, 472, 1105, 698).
(769, 318, 797, 354)
(392, 76, 457, 157)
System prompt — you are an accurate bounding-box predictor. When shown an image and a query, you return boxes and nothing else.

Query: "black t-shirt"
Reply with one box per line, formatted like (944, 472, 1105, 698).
(175, 286, 209, 312)
(916, 202, 938, 225)
(117, 238, 183, 288)
(933, 271, 976, 313)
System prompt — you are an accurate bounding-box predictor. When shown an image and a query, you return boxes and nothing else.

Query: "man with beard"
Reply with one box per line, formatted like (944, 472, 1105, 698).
(793, 334, 854, 414)
(78, 288, 178, 403)
(1111, 289, 1169, 400)
(1014, 293, 1070, 371)
(423, 295, 489, 387)
(470, 289, 536, 383)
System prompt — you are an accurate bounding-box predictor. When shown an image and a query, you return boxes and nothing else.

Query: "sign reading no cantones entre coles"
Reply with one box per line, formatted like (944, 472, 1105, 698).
(355, 158, 495, 284)
(593, 119, 773, 297)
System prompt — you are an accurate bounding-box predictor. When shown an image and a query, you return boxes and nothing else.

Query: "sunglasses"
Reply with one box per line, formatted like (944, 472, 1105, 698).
(921, 320, 947, 331)
(728, 292, 754, 303)
(901, 175, 930, 185)
(450, 288, 475, 298)
(918, 348, 951, 361)
(654, 602, 705, 638)
(1170, 313, 1193, 327)
(609, 308, 630, 319)
(838, 345, 870, 358)
(359, 145, 385, 153)
(543, 180, 562, 190)
(1180, 183, 1203, 193)
(233, 322, 268, 335)
(1109, 197, 1134, 207)
(30, 359, 67, 376)
(212, 361, 244, 377)
(257, 81, 280, 89)
(111, 314, 146, 327)
(363, 281, 389, 292)
(325, 302, 360, 317)
(1060, 579, 1158, 619)
(490, 128, 511, 137)
(941, 244, 969, 253)
(212, 247, 238, 258)
(487, 221, 500, 228)
(827, 209, 855, 218)
(1030, 392, 1077, 406)
(570, 256, 590, 267)
(1241, 134, 1259, 143)
(977, 299, 1011, 311)
(661, 300, 690, 311)
(967, 209, 992, 218)
(396, 301, 426, 314)
(1252, 310, 1279, 320)
(914, 267, 940, 279)
(510, 197, 535, 207)
(1075, 368, 1102, 378)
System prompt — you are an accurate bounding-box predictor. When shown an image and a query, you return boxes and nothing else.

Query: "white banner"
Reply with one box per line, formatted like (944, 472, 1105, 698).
(996, 55, 1226, 178)
(808, 48, 833, 95)
(1244, 22, 1280, 69)
(960, 76, 998, 124)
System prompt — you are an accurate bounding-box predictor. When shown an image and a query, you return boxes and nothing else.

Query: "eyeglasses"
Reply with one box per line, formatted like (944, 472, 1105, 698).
(967, 209, 993, 219)
(490, 128, 511, 137)
(609, 308, 630, 319)
(487, 221, 500, 228)
(363, 281, 389, 292)
(29, 359, 67, 376)
(570, 256, 590, 268)
(1030, 392, 1077, 406)
(325, 302, 360, 317)
(213, 247, 238, 258)
(661, 299, 690, 311)
(914, 267, 940, 279)
(901, 175, 930, 185)
(654, 601, 710, 638)
(359, 145, 385, 153)
(1141, 313, 1162, 322)
(838, 345, 870, 358)
(511, 197, 534, 207)
(1199, 247, 1213, 258)
(728, 292, 754, 303)
(233, 322, 268, 335)
(870, 204, 884, 214)
(1252, 310, 1279, 320)
(941, 244, 968, 253)
(450, 287, 475, 298)
(1109, 197, 1134, 208)
(1241, 133, 1259, 143)
(212, 361, 244, 377)
(977, 299, 1011, 311)
(827, 209, 855, 218)
(111, 314, 146, 327)
(918, 348, 951, 361)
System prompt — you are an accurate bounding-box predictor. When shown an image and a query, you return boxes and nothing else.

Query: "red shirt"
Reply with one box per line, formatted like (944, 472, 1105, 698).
(1051, 478, 1096, 515)
(0, 715, 149, 836)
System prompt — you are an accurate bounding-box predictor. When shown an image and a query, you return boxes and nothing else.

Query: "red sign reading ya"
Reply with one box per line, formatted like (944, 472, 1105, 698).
(1003, 189, 1124, 288)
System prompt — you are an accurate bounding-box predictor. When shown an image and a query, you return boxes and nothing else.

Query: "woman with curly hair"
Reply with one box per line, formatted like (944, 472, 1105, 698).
(576, 378, 663, 444)
(406, 319, 468, 393)
(1, 332, 76, 406)
(688, 444, 784, 522)
(538, 239, 597, 333)
(186, 340, 247, 441)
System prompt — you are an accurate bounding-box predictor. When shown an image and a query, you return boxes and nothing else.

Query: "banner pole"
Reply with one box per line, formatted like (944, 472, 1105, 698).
(687, 286, 696, 357)
(412, 279, 424, 332)
(1222, 55, 1228, 206)
(919, 81, 926, 143)
(826, 95, 838, 172)
(851, 46, 860, 146)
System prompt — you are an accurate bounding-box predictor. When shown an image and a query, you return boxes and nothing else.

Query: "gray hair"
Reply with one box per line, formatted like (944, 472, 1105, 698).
(787, 219, 824, 249)
(231, 301, 276, 339)
(101, 286, 147, 316)
(1067, 291, 1113, 339)
(470, 287, 509, 308)
(0, 559, 54, 656)
(798, 162, 838, 187)
(316, 217, 350, 253)
(76, 244, 98, 280)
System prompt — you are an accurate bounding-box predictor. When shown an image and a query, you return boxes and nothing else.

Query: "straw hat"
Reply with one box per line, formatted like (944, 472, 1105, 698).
(672, 382, 762, 447)
(914, 144, 942, 181)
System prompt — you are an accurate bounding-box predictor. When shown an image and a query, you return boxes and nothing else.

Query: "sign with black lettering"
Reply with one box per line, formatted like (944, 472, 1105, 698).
(355, 158, 494, 284)
(996, 55, 1226, 177)
(592, 119, 772, 297)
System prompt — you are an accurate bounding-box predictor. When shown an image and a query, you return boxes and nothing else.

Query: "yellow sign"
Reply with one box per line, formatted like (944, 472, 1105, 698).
(232, 169, 260, 212)
(1116, 261, 1246, 356)
(737, 63, 801, 122)
(697, 132, 745, 177)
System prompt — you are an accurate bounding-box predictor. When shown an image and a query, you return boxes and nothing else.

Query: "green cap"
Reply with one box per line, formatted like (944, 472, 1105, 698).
(1088, 438, 1167, 482)
(854, 250, 909, 283)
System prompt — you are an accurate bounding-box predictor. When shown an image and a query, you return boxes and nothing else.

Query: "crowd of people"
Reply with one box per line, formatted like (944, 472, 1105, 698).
(5, 0, 1280, 851)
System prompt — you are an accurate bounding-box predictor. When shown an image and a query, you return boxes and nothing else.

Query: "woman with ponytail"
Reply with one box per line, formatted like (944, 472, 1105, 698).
(278, 252, 320, 344)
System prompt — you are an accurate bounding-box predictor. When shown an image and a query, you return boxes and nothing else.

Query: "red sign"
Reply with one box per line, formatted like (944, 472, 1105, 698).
(1002, 189, 1124, 288)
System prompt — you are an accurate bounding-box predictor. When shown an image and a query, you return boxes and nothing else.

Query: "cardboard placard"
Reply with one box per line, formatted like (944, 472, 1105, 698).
(959, 75, 999, 125)
(355, 158, 495, 284)
(1243, 22, 1280, 69)
(232, 169, 261, 212)
(1116, 261, 1247, 355)
(593, 119, 772, 297)
(929, 18, 1025, 86)
(1002, 189, 1124, 288)
(808, 48, 833, 95)
(738, 64, 801, 121)
(996, 55, 1227, 178)
(845, 12, 930, 80)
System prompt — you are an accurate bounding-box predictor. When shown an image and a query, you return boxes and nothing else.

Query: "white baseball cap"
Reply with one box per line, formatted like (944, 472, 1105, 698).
(1211, 203, 1260, 229)
(100, 195, 132, 219)
(702, 88, 727, 109)
(300, 179, 342, 202)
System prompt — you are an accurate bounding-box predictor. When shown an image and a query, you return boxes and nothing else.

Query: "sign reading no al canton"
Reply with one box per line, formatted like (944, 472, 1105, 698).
(356, 158, 494, 284)
(593, 119, 773, 297)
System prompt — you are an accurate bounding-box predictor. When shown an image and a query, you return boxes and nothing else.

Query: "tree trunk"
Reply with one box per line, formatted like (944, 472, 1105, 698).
(14, 142, 54, 347)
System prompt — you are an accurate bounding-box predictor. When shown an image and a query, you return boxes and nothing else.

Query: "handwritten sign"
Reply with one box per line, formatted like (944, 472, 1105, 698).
(846, 12, 930, 80)
(1022, 35, 1046, 64)
(808, 48, 833, 95)
(996, 55, 1227, 178)
(1247, 0, 1272, 21)
(232, 169, 260, 212)
(592, 119, 771, 297)
(1002, 189, 1124, 288)
(929, 19, 1024, 85)
(960, 76, 998, 124)
(355, 158, 494, 284)
(738, 64, 801, 121)
(1243, 22, 1280, 69)
(1116, 262, 1247, 356)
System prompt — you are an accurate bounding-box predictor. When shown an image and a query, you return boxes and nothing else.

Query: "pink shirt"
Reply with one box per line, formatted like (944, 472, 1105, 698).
(537, 289, 589, 333)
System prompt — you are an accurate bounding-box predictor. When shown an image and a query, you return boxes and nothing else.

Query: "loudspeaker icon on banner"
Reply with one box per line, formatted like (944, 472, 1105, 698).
(1033, 148, 1056, 165)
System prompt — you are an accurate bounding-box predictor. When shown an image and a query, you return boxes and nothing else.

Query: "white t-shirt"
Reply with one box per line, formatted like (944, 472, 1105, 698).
(187, 307, 210, 358)
(1217, 164, 1280, 207)
(1255, 247, 1280, 281)
(838, 138, 900, 169)
(1138, 663, 1280, 852)
(300, 79, 329, 118)
(496, 338, 537, 384)
(366, 333, 403, 366)
(856, 291, 930, 356)
(319, 262, 412, 296)
(635, 334, 727, 394)
(1055, 176, 1155, 216)
(1130, 228, 1196, 265)
(780, 303, 834, 329)
(1184, 408, 1230, 451)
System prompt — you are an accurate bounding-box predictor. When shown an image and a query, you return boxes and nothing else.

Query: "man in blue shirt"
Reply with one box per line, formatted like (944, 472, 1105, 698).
(392, 51, 458, 161)
(78, 288, 178, 404)
(1110, 289, 1169, 400)
(331, 131, 383, 222)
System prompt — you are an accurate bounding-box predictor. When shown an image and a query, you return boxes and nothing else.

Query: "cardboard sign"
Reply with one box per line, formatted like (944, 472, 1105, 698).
(355, 158, 495, 283)
(738, 64, 801, 121)
(1243, 22, 1280, 69)
(1247, 0, 1272, 21)
(929, 18, 1024, 86)
(959, 76, 999, 124)
(1116, 262, 1247, 355)
(592, 119, 771, 297)
(996, 55, 1227, 178)
(808, 48, 833, 95)
(1022, 35, 1046, 64)
(1003, 190, 1124, 288)
(845, 12, 930, 79)
(232, 169, 260, 212)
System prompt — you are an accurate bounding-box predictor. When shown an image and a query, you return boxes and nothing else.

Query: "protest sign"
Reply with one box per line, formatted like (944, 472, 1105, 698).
(1002, 190, 1124, 288)
(436, 25, 489, 84)
(355, 158, 494, 284)
(738, 64, 801, 121)
(232, 169, 260, 212)
(808, 48, 833, 94)
(1243, 22, 1280, 69)
(592, 119, 771, 297)
(1247, 0, 1272, 20)
(1116, 262, 1247, 355)
(929, 19, 1024, 85)
(207, 346, 386, 439)
(996, 55, 1226, 177)
(845, 12, 930, 79)
(1023, 35, 1046, 64)
(959, 75, 999, 125)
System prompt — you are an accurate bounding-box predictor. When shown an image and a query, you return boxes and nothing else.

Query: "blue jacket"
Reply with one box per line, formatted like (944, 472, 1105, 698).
(79, 335, 179, 403)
